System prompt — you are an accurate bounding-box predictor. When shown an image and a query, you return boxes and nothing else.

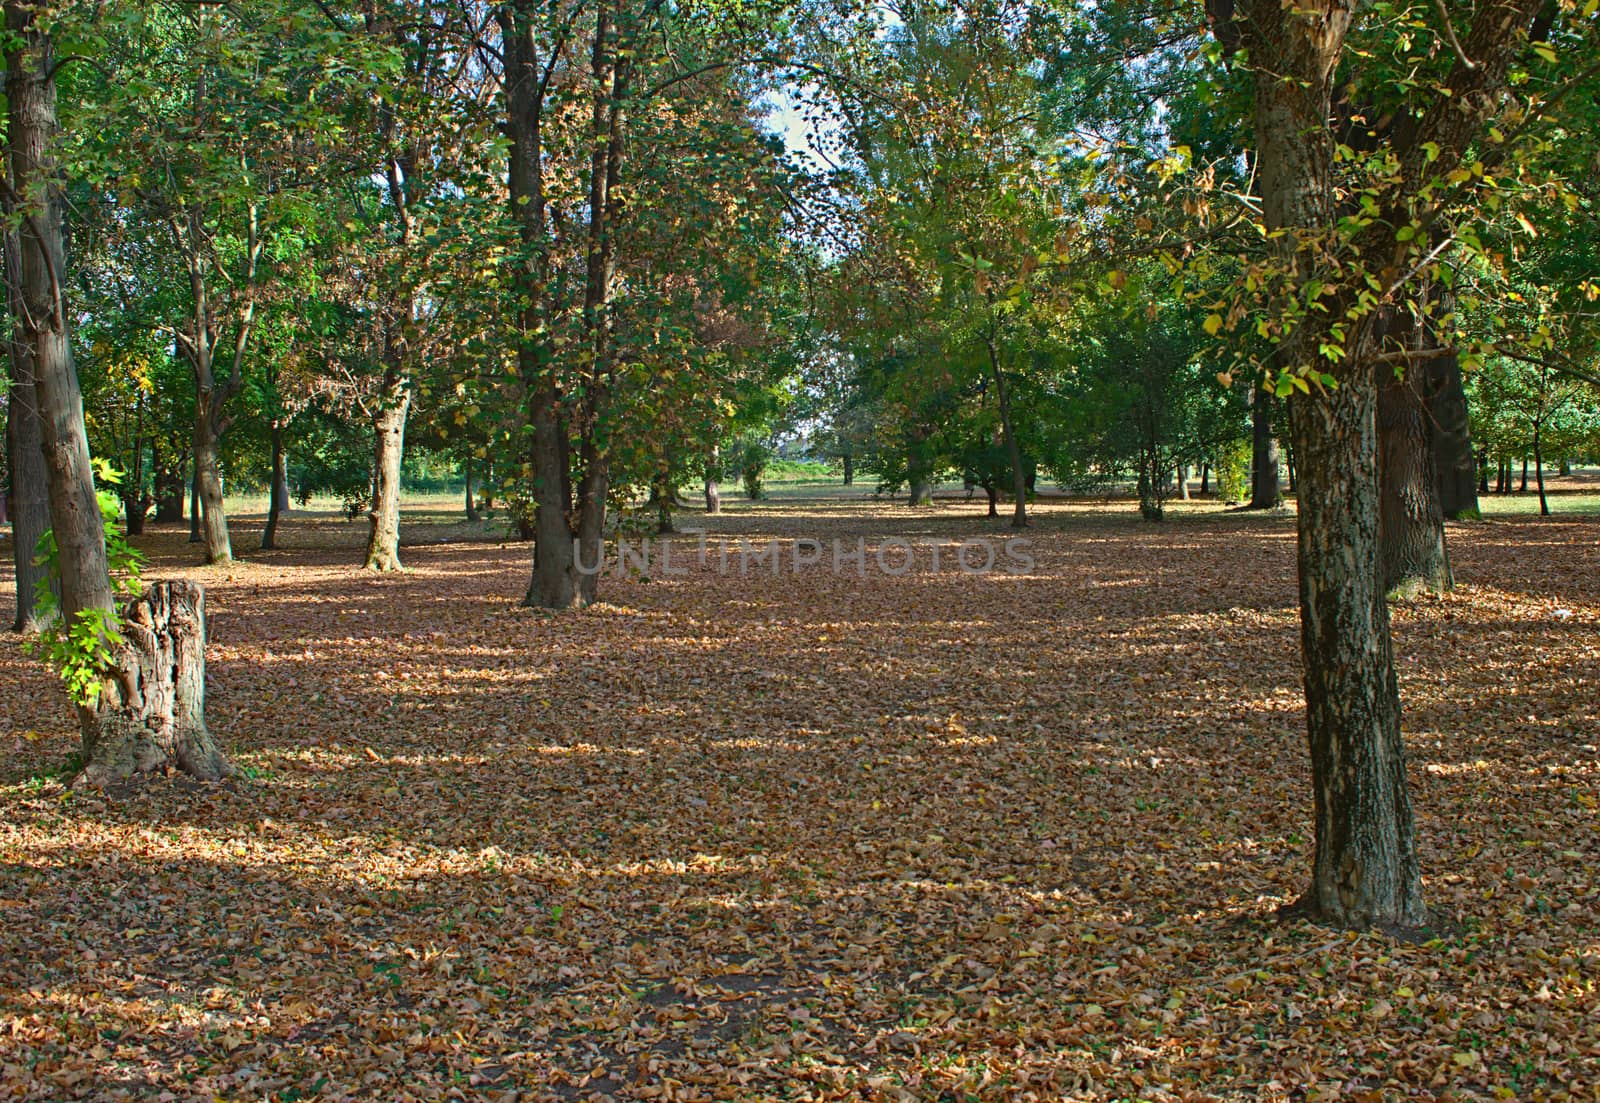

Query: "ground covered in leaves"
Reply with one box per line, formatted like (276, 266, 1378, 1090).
(1, 492, 1598, 1101)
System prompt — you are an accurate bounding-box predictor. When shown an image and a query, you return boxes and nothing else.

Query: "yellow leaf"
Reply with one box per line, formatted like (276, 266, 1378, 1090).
(1203, 314, 1224, 336)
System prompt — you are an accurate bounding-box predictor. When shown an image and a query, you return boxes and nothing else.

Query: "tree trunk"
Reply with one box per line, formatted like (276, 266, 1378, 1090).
(1249, 387, 1282, 508)
(704, 448, 721, 514)
(5, 9, 226, 784)
(1534, 423, 1549, 517)
(262, 420, 287, 550)
(842, 453, 853, 486)
(77, 581, 230, 785)
(5, 242, 52, 632)
(1519, 457, 1528, 492)
(1423, 340, 1479, 519)
(464, 456, 480, 521)
(985, 338, 1028, 528)
(364, 396, 409, 571)
(908, 478, 933, 506)
(192, 418, 231, 565)
(1244, 0, 1425, 930)
(1200, 463, 1211, 495)
(1476, 450, 1489, 496)
(654, 472, 675, 534)
(1379, 360, 1452, 596)
(1177, 464, 1190, 500)
(153, 447, 183, 523)
(189, 458, 202, 542)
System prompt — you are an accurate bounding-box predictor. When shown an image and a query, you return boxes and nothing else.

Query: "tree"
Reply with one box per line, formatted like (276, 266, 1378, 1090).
(6, 1, 227, 784)
(1203, 0, 1598, 928)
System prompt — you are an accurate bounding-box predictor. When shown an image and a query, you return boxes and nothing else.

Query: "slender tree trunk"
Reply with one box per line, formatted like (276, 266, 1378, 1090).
(704, 448, 721, 514)
(1249, 387, 1282, 508)
(153, 443, 183, 523)
(6, 9, 226, 783)
(654, 472, 675, 534)
(1476, 450, 1489, 496)
(1519, 457, 1528, 492)
(464, 456, 480, 521)
(1534, 423, 1549, 517)
(842, 452, 853, 486)
(364, 394, 409, 571)
(5, 221, 52, 632)
(192, 414, 231, 565)
(262, 420, 286, 551)
(986, 484, 999, 517)
(1243, 0, 1425, 929)
(189, 457, 201, 541)
(1178, 464, 1190, 500)
(985, 337, 1028, 528)
(1200, 463, 1211, 495)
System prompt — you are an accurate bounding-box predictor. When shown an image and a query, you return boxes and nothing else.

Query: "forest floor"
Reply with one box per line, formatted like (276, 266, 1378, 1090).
(1, 490, 1597, 1102)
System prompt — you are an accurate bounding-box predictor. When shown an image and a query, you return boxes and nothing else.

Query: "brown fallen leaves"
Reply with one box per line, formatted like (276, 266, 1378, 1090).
(0, 495, 1597, 1102)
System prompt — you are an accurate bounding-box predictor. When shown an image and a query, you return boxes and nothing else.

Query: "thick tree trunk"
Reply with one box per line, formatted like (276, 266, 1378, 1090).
(364, 395, 409, 571)
(1177, 464, 1191, 500)
(1288, 366, 1426, 929)
(192, 419, 231, 565)
(262, 420, 287, 551)
(653, 473, 675, 534)
(1423, 343, 1479, 519)
(6, 10, 225, 785)
(1244, 0, 1425, 929)
(5, 264, 52, 632)
(1249, 387, 1282, 508)
(1378, 338, 1451, 596)
(908, 478, 933, 506)
(77, 581, 230, 786)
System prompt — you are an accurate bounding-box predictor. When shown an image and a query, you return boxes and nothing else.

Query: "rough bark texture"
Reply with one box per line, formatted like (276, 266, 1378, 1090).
(908, 478, 933, 506)
(364, 397, 409, 571)
(189, 462, 202, 542)
(6, 10, 223, 786)
(1422, 318, 1479, 520)
(1237, 0, 1427, 929)
(78, 581, 230, 786)
(4, 258, 51, 631)
(192, 422, 232, 565)
(1379, 366, 1452, 595)
(262, 421, 287, 551)
(1249, 387, 1282, 509)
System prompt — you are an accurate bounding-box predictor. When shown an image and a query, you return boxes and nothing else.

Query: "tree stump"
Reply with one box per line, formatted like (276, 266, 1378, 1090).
(77, 580, 231, 786)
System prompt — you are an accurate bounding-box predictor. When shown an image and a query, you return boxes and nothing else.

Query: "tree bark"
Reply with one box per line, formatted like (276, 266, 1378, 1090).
(78, 581, 230, 785)
(1240, 0, 1426, 929)
(1519, 457, 1528, 493)
(4, 233, 51, 632)
(6, 8, 226, 784)
(1534, 423, 1549, 517)
(1378, 314, 1451, 596)
(984, 335, 1028, 528)
(262, 419, 287, 551)
(189, 458, 202, 542)
(1249, 387, 1282, 508)
(1422, 335, 1479, 519)
(364, 395, 409, 571)
(464, 456, 480, 521)
(192, 415, 231, 564)
(153, 443, 184, 524)
(842, 452, 853, 486)
(704, 448, 721, 514)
